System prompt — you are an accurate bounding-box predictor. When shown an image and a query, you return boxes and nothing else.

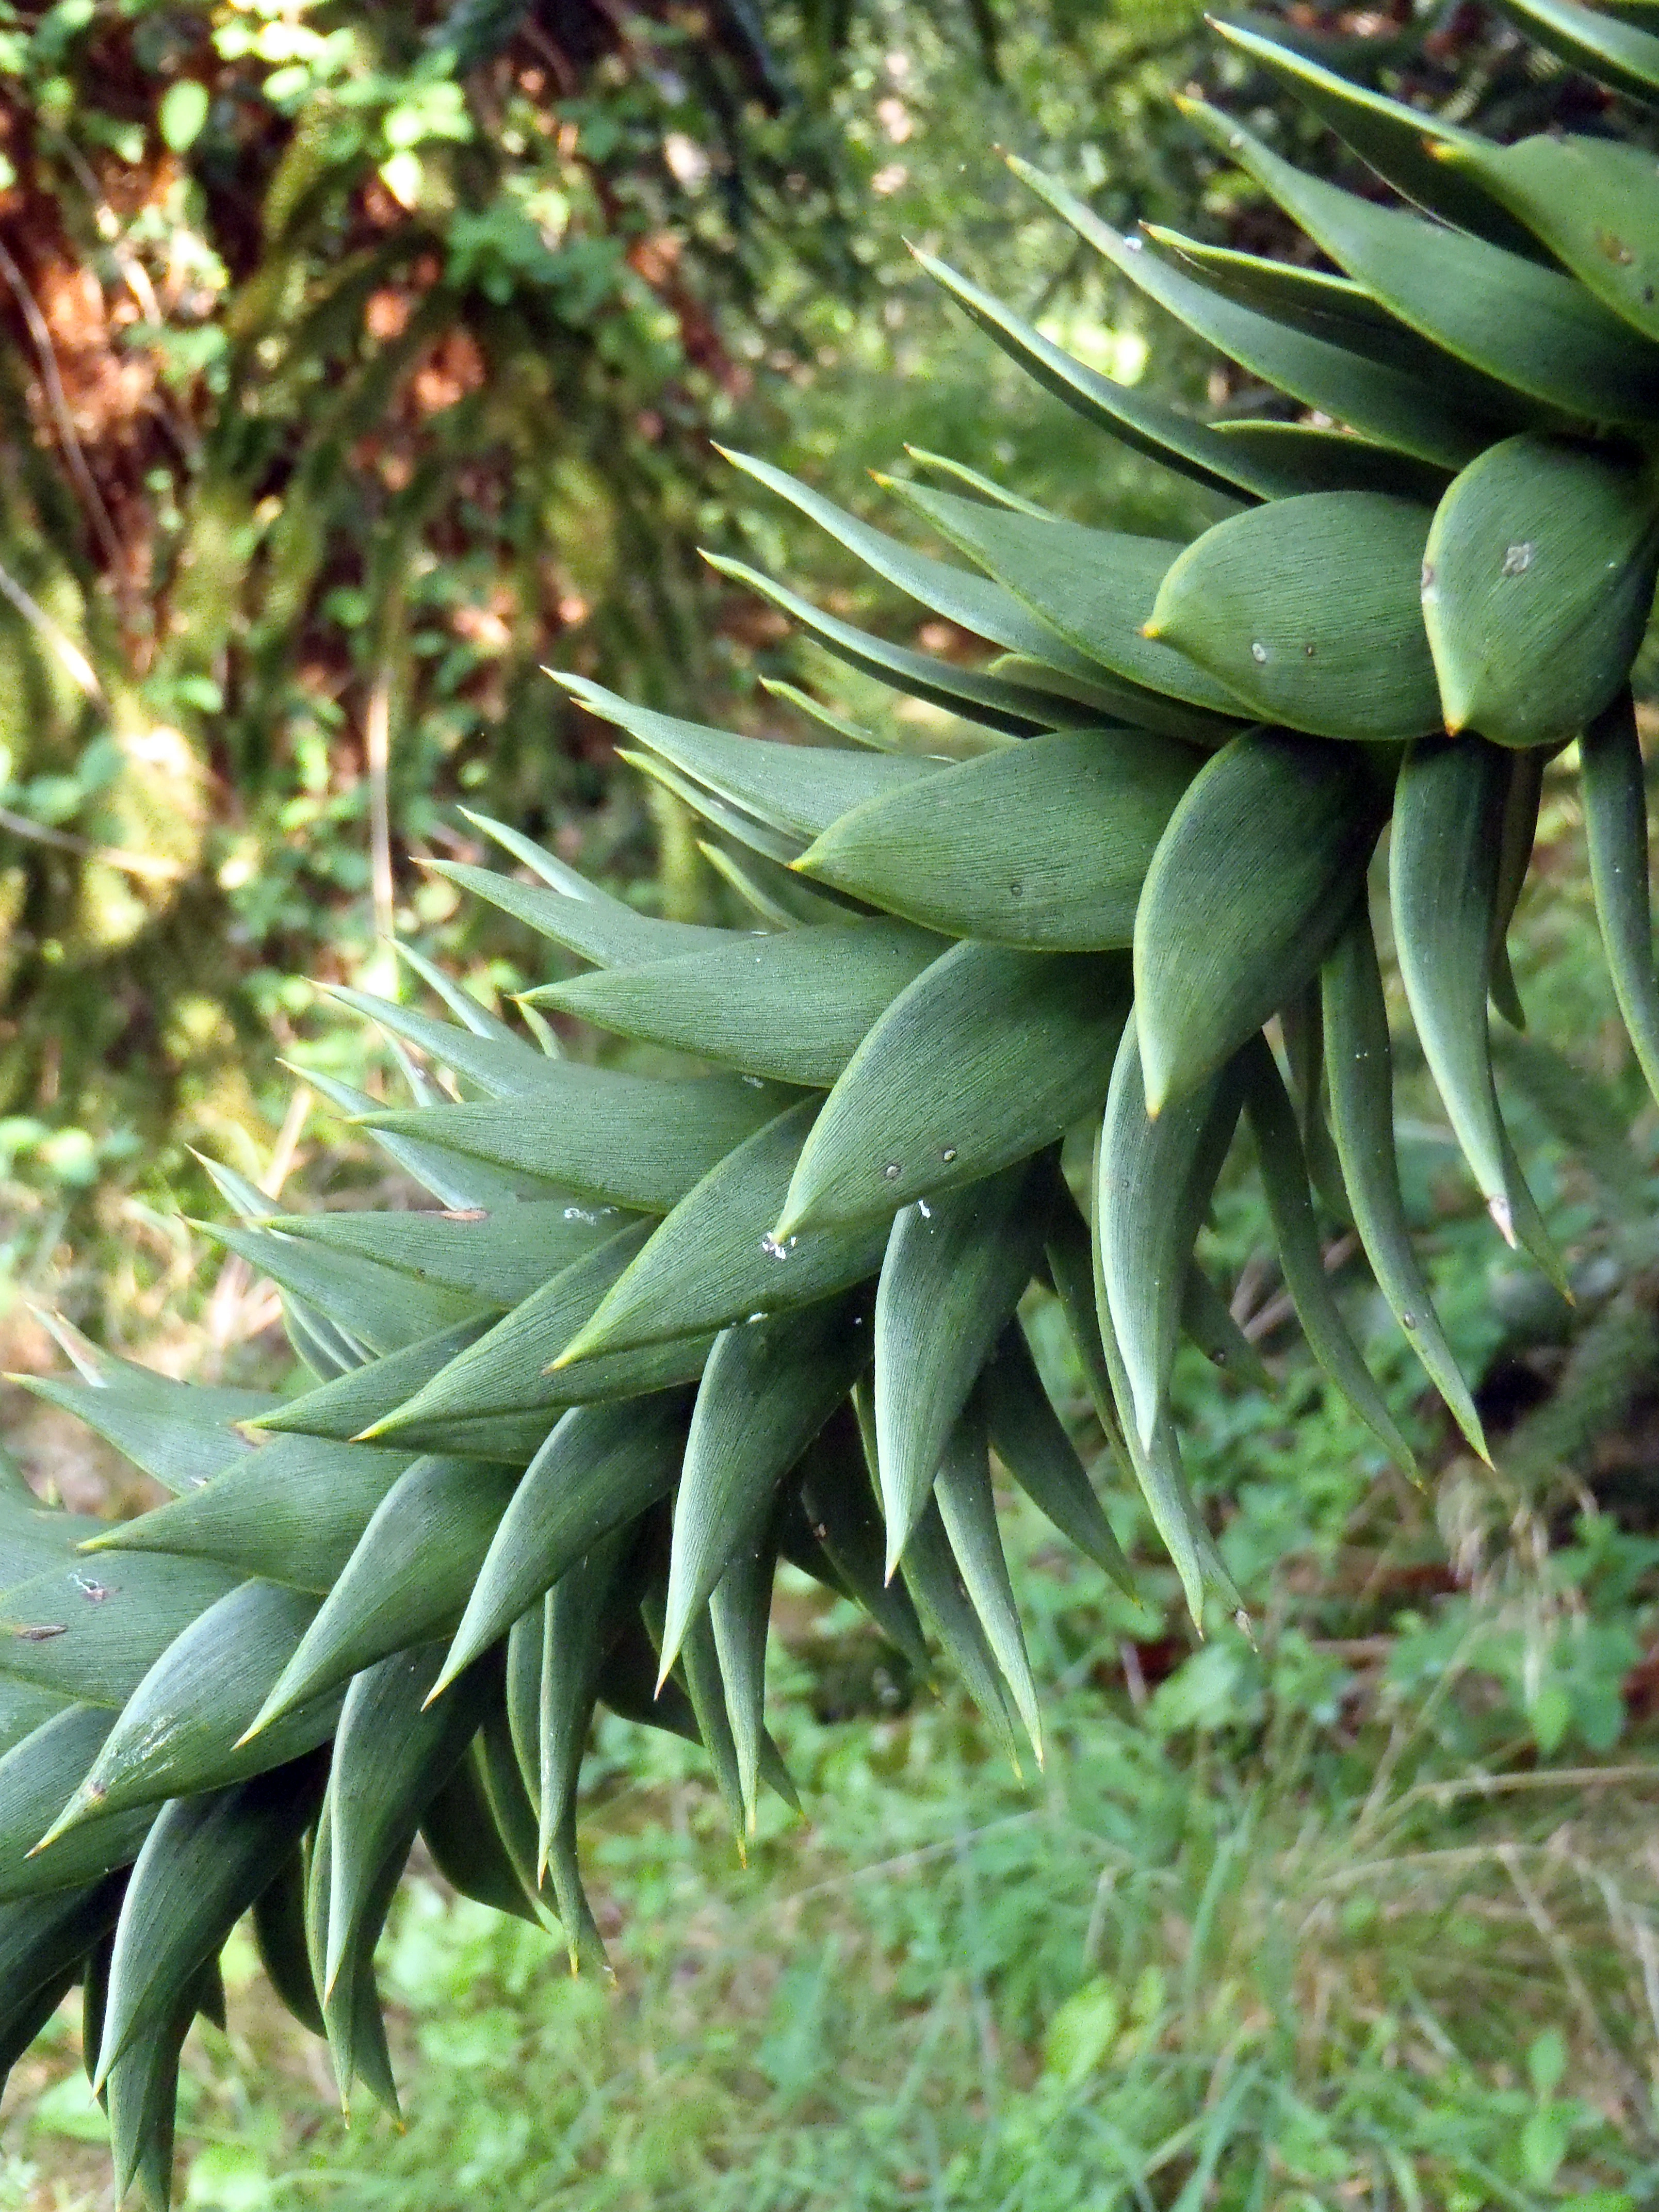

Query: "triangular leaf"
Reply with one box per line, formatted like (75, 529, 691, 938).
(360, 1066, 795, 1215)
(1180, 94, 1659, 427)
(1322, 914, 1491, 1460)
(777, 943, 1131, 1235)
(797, 726, 1200, 953)
(872, 1158, 1052, 1569)
(538, 917, 947, 1085)
(435, 1392, 690, 1694)
(660, 1292, 873, 1676)
(1133, 726, 1381, 1111)
(245, 1457, 521, 1735)
(1421, 433, 1659, 748)
(555, 1102, 889, 1366)
(1146, 494, 1441, 740)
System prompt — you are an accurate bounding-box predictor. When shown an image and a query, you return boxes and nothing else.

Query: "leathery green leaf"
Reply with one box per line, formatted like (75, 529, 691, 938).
(665, 1602, 755, 1841)
(556, 1103, 889, 1365)
(362, 1225, 649, 1429)
(252, 1852, 323, 2039)
(563, 672, 945, 833)
(901, 446, 1054, 519)
(974, 652, 1214, 741)
(1390, 735, 1564, 1282)
(777, 944, 1131, 1236)
(913, 247, 1290, 501)
(538, 1531, 631, 1965)
(709, 1517, 779, 1836)
(504, 1603, 542, 1811)
(1422, 435, 1659, 748)
(366, 1226, 711, 1436)
(393, 940, 520, 1047)
(0, 1880, 123, 2061)
(1209, 421, 1453, 505)
(0, 1551, 241, 1710)
(624, 745, 811, 868)
(425, 854, 728, 967)
(979, 1324, 1133, 1589)
(283, 1299, 369, 1380)
(421, 1749, 541, 1928)
(36, 1582, 334, 1842)
(0, 1706, 151, 1901)
(95, 1756, 323, 2091)
(722, 447, 1126, 696)
(194, 1219, 485, 1354)
(434, 1392, 690, 1695)
(872, 1157, 1052, 1573)
(104, 1951, 216, 2210)
(1179, 95, 1659, 428)
(595, 1609, 740, 1798)
(255, 1341, 574, 1465)
(538, 918, 948, 1086)
(1432, 135, 1659, 347)
(308, 1796, 406, 2112)
(796, 727, 1200, 953)
(1087, 1161, 1238, 1625)
(888, 478, 1251, 718)
(1240, 1037, 1417, 1477)
(710, 555, 1116, 734)
(1142, 227, 1519, 421)
(660, 1290, 873, 1678)
(80, 1433, 416, 1592)
(1490, 0, 1659, 104)
(1146, 494, 1440, 741)
(1210, 18, 1541, 255)
(243, 1456, 521, 1737)
(895, 1493, 1025, 1770)
(321, 984, 561, 1098)
(324, 1644, 493, 1999)
(298, 1063, 570, 1211)
(0, 1680, 69, 1763)
(1322, 914, 1490, 1460)
(1044, 1186, 1135, 1466)
(9, 1359, 270, 1497)
(933, 1406, 1042, 1763)
(1097, 1016, 1241, 1451)
(262, 1199, 630, 1311)
(1134, 727, 1381, 1112)
(360, 1065, 794, 1215)
(1008, 159, 1505, 471)
(0, 1488, 111, 1598)
(1181, 1264, 1270, 1388)
(1490, 749, 1544, 1030)
(796, 1408, 931, 1673)
(1582, 690, 1659, 1108)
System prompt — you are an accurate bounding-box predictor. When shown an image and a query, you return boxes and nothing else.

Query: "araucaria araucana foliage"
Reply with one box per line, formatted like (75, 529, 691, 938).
(9, 3, 1659, 2198)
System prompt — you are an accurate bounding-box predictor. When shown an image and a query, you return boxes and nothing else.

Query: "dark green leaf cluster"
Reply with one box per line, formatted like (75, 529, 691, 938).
(10, 2, 1659, 2197)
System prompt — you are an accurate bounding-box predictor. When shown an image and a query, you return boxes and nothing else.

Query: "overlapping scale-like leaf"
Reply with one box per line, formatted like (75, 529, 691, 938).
(1180, 96, 1659, 427)
(796, 726, 1200, 951)
(1421, 434, 1659, 747)
(536, 916, 948, 1085)
(1146, 493, 1440, 740)
(1208, 18, 1537, 254)
(1010, 158, 1512, 470)
(1133, 727, 1384, 1112)
(776, 942, 1130, 1233)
